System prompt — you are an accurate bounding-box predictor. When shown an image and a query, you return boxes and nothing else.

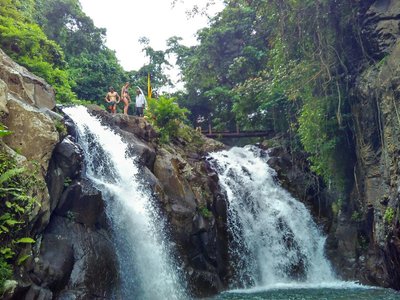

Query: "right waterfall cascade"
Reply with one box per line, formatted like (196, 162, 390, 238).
(208, 146, 337, 288)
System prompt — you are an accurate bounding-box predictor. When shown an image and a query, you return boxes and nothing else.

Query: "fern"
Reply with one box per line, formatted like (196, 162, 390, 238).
(0, 168, 26, 185)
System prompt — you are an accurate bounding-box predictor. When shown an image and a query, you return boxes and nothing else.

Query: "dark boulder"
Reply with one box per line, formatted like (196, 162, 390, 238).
(53, 136, 83, 180)
(55, 179, 105, 228)
(46, 136, 83, 212)
(27, 215, 118, 299)
(31, 234, 74, 292)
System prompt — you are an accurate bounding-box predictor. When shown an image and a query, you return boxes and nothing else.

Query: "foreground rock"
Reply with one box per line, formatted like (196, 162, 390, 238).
(0, 48, 55, 110)
(0, 49, 119, 299)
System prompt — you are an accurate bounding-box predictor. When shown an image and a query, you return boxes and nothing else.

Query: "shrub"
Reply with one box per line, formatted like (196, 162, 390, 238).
(199, 205, 213, 219)
(145, 96, 189, 143)
(0, 151, 40, 287)
(0, 256, 12, 294)
(384, 207, 395, 224)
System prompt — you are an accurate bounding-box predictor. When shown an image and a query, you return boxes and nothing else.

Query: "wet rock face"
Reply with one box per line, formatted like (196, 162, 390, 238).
(343, 39, 400, 287)
(90, 109, 158, 142)
(0, 48, 55, 109)
(46, 135, 83, 215)
(24, 216, 118, 300)
(330, 1, 400, 289)
(362, 0, 400, 59)
(265, 146, 333, 230)
(151, 142, 228, 297)
(7, 135, 119, 300)
(89, 109, 157, 170)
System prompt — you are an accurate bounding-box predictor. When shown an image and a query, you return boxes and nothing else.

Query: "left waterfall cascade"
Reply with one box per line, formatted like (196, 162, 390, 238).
(63, 106, 188, 300)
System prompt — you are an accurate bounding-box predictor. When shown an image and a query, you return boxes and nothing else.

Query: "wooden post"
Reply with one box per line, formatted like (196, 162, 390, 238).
(208, 123, 212, 134)
(236, 123, 240, 134)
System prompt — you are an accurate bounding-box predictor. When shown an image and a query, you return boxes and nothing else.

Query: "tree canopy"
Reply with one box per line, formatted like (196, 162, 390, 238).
(0, 0, 163, 105)
(167, 0, 365, 192)
(0, 0, 367, 192)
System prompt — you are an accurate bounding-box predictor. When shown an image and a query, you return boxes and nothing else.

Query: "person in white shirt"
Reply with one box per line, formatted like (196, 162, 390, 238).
(135, 88, 147, 117)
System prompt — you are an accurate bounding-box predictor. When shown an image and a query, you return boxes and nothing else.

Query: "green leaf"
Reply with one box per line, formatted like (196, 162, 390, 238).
(17, 254, 31, 265)
(0, 129, 12, 137)
(0, 225, 9, 233)
(0, 213, 11, 221)
(5, 219, 22, 226)
(15, 237, 35, 244)
(0, 247, 15, 259)
(0, 167, 26, 185)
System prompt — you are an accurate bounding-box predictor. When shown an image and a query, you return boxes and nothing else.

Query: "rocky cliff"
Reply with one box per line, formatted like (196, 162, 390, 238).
(329, 0, 400, 288)
(271, 0, 400, 290)
(88, 110, 228, 297)
(0, 49, 119, 299)
(2, 1, 400, 296)
(0, 47, 230, 298)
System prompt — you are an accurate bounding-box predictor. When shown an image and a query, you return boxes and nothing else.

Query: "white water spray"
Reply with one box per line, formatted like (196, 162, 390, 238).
(209, 146, 337, 289)
(63, 106, 187, 300)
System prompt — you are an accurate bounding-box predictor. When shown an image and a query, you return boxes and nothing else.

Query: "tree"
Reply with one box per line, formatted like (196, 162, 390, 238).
(168, 1, 269, 130)
(0, 0, 77, 102)
(33, 0, 127, 103)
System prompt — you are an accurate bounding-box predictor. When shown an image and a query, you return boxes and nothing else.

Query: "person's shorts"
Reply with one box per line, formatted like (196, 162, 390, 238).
(136, 106, 144, 116)
(109, 101, 116, 106)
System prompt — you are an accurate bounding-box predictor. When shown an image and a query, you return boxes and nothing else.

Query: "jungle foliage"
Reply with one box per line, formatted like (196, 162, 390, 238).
(0, 0, 168, 106)
(167, 0, 366, 193)
(0, 0, 368, 191)
(0, 150, 42, 293)
(146, 96, 189, 143)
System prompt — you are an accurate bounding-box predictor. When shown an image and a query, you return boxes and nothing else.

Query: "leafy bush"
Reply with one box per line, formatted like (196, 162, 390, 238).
(198, 205, 212, 219)
(0, 124, 11, 138)
(0, 12, 77, 103)
(0, 151, 40, 287)
(0, 256, 12, 295)
(146, 96, 189, 143)
(384, 207, 395, 224)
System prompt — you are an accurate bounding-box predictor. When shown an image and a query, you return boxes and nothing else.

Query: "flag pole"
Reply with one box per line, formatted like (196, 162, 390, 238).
(147, 73, 152, 99)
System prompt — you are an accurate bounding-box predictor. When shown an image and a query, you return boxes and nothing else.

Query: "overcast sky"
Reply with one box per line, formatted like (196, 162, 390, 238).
(79, 0, 224, 72)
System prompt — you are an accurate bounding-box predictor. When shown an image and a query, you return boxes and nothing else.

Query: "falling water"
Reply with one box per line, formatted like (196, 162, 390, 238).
(208, 146, 337, 289)
(63, 106, 187, 300)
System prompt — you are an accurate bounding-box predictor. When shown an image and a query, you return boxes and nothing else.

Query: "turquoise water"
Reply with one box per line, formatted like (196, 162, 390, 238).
(208, 285, 400, 300)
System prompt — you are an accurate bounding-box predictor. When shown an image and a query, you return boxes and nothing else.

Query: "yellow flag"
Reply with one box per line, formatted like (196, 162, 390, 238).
(147, 73, 152, 99)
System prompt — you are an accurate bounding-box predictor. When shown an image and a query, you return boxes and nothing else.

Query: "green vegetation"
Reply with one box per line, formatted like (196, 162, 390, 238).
(166, 0, 361, 196)
(384, 207, 395, 224)
(0, 0, 165, 105)
(0, 152, 41, 289)
(0, 255, 12, 295)
(146, 96, 189, 143)
(198, 205, 213, 219)
(0, 0, 76, 103)
(351, 211, 363, 222)
(54, 119, 67, 136)
(0, 124, 11, 138)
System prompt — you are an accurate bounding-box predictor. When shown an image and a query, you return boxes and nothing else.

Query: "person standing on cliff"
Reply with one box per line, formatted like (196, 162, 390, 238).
(121, 82, 131, 115)
(105, 86, 120, 114)
(135, 88, 147, 117)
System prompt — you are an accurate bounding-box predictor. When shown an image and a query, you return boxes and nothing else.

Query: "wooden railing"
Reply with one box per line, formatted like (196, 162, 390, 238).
(201, 125, 273, 138)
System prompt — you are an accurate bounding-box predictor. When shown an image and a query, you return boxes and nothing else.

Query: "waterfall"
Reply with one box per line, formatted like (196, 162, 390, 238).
(208, 146, 337, 289)
(63, 106, 187, 300)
